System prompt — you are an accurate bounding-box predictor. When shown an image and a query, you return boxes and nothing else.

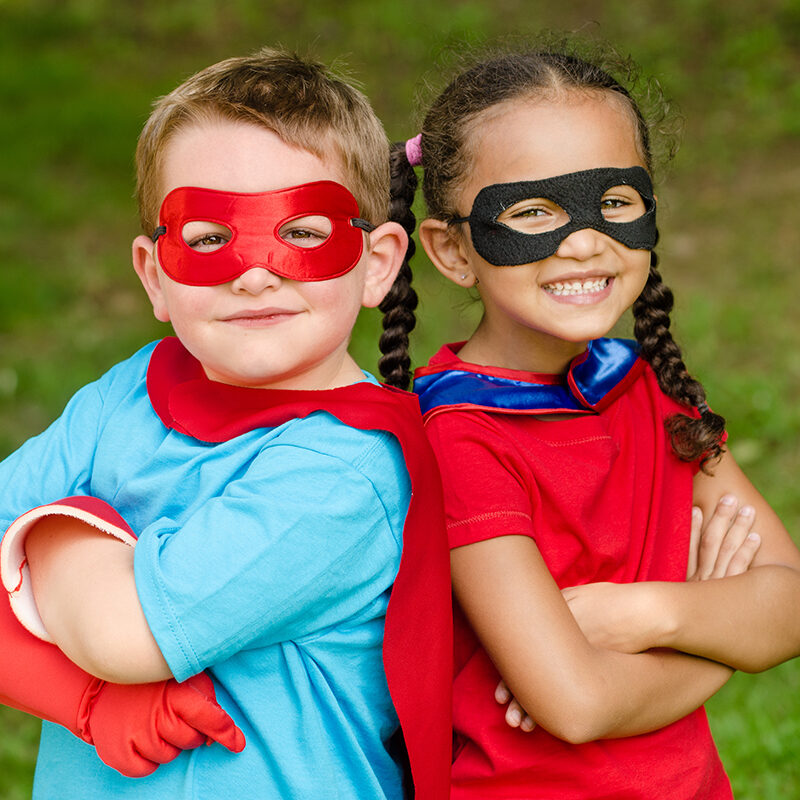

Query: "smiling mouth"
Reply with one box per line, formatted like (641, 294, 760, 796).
(222, 309, 301, 325)
(543, 277, 610, 297)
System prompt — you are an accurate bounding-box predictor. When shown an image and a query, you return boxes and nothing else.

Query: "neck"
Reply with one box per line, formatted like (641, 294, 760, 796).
(458, 324, 588, 375)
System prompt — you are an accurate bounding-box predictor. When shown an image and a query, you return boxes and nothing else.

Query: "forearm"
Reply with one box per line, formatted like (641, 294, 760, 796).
(454, 534, 731, 744)
(26, 516, 170, 683)
(584, 648, 732, 739)
(647, 565, 800, 672)
(499, 633, 731, 743)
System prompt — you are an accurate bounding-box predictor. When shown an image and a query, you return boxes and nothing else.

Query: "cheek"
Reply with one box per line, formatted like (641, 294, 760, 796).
(633, 252, 652, 292)
(307, 273, 365, 313)
(160, 283, 218, 322)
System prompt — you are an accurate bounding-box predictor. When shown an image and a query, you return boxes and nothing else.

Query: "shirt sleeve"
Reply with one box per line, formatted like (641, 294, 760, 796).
(424, 411, 536, 550)
(134, 427, 408, 681)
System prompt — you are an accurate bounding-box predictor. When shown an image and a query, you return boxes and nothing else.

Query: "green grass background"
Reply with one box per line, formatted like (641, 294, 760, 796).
(0, 0, 798, 797)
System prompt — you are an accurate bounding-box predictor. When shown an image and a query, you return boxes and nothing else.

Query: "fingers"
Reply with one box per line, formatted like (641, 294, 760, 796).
(177, 676, 246, 753)
(691, 495, 760, 581)
(92, 738, 164, 778)
(504, 697, 535, 732)
(495, 679, 535, 733)
(110, 755, 160, 778)
(707, 502, 758, 579)
(724, 531, 761, 577)
(494, 679, 511, 704)
(686, 506, 702, 579)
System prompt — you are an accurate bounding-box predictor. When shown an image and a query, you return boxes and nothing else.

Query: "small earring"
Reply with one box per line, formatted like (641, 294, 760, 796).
(460, 274, 467, 280)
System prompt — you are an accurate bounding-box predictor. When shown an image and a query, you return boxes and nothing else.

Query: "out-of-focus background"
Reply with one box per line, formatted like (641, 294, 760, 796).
(1, 0, 798, 797)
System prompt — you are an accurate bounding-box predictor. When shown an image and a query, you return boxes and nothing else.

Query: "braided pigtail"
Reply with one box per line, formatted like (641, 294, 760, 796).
(633, 251, 726, 470)
(378, 141, 420, 389)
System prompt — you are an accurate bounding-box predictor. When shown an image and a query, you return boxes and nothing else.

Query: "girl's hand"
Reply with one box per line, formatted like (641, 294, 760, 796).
(560, 495, 762, 654)
(560, 581, 657, 653)
(496, 495, 763, 728)
(495, 679, 536, 732)
(686, 495, 761, 580)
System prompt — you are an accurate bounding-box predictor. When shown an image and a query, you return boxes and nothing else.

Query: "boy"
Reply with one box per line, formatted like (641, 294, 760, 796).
(0, 48, 451, 799)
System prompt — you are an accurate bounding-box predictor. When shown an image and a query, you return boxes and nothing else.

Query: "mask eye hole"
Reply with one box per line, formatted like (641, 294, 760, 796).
(181, 221, 233, 252)
(600, 185, 648, 222)
(497, 198, 569, 233)
(278, 215, 333, 249)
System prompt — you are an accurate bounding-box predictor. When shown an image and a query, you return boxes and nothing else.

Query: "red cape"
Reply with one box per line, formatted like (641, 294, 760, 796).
(148, 337, 452, 798)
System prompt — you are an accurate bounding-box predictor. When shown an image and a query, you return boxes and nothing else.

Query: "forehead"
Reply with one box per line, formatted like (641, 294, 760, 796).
(462, 92, 644, 200)
(159, 117, 348, 200)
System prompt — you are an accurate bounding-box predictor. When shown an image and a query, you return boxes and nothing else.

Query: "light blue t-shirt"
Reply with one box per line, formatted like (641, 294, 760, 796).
(0, 341, 411, 800)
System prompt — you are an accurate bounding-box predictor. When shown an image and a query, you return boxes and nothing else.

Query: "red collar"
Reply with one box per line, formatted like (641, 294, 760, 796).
(146, 336, 421, 442)
(146, 338, 452, 798)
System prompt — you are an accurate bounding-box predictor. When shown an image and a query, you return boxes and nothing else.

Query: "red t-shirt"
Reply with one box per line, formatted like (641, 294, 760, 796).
(418, 342, 731, 800)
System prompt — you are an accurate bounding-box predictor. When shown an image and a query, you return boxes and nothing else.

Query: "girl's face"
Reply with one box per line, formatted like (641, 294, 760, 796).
(425, 92, 652, 374)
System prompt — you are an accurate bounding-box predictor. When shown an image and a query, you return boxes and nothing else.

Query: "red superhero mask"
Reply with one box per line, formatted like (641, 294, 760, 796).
(151, 181, 375, 286)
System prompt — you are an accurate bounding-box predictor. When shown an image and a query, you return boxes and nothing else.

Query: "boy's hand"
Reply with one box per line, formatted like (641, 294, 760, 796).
(87, 673, 246, 777)
(686, 496, 761, 580)
(495, 679, 535, 733)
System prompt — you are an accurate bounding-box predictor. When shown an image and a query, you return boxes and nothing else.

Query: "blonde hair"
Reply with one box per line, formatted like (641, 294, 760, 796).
(135, 47, 390, 234)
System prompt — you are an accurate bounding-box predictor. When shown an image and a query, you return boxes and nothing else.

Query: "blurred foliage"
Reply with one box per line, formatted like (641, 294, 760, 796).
(0, 0, 798, 798)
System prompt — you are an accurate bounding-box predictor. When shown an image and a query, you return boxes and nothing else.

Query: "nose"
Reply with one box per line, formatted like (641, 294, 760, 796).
(555, 227, 607, 261)
(231, 266, 282, 295)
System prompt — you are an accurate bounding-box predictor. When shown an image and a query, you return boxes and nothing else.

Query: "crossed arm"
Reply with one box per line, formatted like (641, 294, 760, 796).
(455, 449, 800, 743)
(25, 518, 171, 683)
(559, 450, 800, 673)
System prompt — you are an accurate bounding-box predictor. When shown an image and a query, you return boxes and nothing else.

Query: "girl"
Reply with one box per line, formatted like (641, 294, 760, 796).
(390, 44, 800, 797)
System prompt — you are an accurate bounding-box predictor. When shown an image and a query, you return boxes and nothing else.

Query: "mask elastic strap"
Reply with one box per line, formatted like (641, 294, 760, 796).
(350, 218, 375, 233)
(151, 225, 166, 243)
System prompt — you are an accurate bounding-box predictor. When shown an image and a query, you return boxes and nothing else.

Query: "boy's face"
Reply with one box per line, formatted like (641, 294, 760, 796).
(132, 118, 398, 390)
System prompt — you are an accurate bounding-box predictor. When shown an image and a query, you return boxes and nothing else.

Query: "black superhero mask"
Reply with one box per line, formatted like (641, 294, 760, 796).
(450, 166, 657, 266)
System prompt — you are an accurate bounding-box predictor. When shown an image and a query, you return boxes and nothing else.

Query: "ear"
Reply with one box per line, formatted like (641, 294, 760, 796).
(132, 235, 170, 323)
(360, 221, 408, 309)
(418, 218, 476, 288)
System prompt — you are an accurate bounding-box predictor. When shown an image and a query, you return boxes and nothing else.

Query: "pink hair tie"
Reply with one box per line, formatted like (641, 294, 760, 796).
(405, 133, 423, 167)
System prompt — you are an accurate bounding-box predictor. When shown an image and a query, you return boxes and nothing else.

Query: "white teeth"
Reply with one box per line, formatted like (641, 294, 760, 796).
(544, 277, 609, 296)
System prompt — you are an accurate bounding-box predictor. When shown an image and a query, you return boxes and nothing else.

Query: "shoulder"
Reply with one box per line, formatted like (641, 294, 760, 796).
(267, 409, 411, 509)
(276, 410, 404, 466)
(424, 407, 524, 476)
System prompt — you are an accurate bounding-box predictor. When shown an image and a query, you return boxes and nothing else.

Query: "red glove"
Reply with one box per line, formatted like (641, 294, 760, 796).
(0, 497, 246, 776)
(0, 589, 245, 776)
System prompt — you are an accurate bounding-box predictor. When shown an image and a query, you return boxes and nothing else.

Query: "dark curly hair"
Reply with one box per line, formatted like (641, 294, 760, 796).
(393, 39, 724, 468)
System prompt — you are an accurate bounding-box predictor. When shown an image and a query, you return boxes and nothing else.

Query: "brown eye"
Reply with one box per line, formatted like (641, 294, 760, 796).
(278, 215, 332, 249)
(600, 186, 647, 222)
(182, 222, 232, 251)
(497, 199, 569, 233)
